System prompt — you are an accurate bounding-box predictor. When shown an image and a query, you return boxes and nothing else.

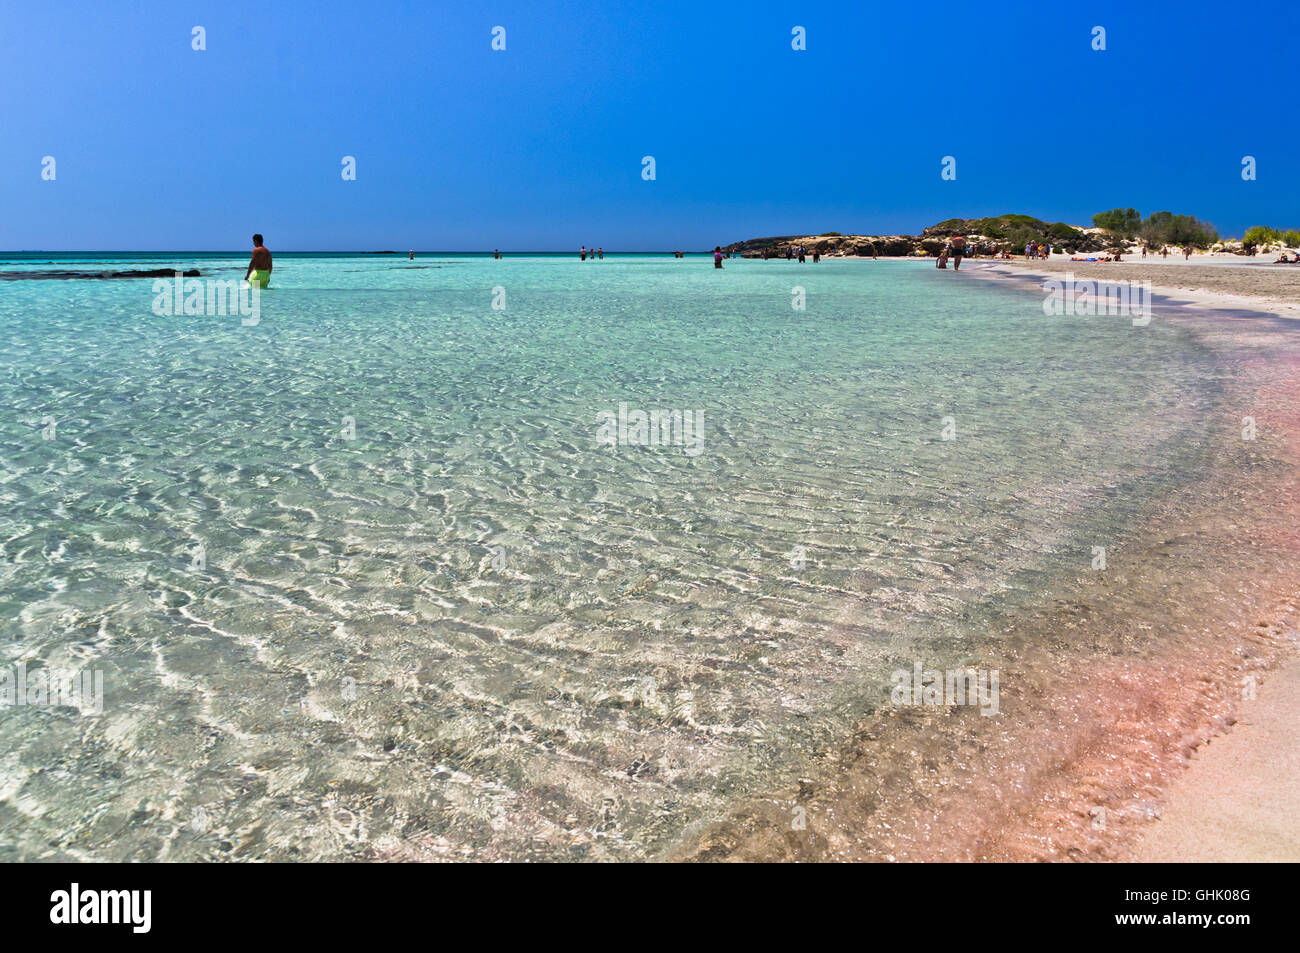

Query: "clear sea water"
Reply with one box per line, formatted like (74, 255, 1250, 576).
(0, 252, 1245, 860)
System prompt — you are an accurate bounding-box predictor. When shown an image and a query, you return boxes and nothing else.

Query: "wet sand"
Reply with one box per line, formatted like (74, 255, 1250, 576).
(674, 275, 1300, 863)
(1133, 655, 1300, 862)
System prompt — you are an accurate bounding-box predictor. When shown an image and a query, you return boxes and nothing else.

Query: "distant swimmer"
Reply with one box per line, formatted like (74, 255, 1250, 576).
(494, 249, 501, 259)
(714, 246, 724, 269)
(244, 234, 272, 288)
(581, 245, 587, 261)
(598, 247, 603, 259)
(409, 250, 414, 260)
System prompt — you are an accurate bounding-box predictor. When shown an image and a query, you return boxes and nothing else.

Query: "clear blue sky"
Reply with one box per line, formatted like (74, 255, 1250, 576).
(2, 0, 1296, 250)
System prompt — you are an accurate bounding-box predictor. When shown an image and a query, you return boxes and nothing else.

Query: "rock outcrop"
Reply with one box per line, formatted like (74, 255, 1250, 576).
(725, 214, 1111, 258)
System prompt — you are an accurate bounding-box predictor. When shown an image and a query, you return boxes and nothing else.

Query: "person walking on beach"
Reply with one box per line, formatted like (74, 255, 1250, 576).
(409, 250, 414, 260)
(598, 247, 603, 259)
(494, 249, 501, 259)
(714, 246, 724, 269)
(244, 234, 272, 288)
(581, 246, 587, 261)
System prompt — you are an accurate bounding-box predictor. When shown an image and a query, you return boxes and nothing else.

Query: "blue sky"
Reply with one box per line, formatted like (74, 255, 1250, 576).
(2, 0, 1296, 250)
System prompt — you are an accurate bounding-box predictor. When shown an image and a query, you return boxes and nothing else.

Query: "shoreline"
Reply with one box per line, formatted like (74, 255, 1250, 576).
(964, 261, 1300, 863)
(675, 266, 1300, 863)
(1132, 651, 1300, 861)
(962, 257, 1300, 321)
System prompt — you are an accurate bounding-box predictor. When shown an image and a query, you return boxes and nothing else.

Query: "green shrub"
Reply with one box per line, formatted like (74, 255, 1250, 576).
(1142, 211, 1218, 248)
(1091, 208, 1141, 237)
(1243, 225, 1280, 246)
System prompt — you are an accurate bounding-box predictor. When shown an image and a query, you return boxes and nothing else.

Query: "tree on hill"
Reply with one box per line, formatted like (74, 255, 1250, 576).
(1140, 211, 1218, 249)
(1091, 208, 1141, 237)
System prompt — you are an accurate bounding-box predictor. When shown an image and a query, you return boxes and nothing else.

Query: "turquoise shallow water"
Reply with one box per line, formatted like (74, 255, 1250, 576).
(0, 254, 1221, 860)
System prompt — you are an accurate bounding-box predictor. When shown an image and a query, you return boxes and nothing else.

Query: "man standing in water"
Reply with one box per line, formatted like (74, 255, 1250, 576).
(949, 234, 966, 271)
(244, 234, 272, 288)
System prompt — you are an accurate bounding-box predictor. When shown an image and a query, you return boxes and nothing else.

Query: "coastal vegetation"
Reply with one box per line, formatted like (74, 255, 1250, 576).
(1091, 208, 1220, 251)
(1243, 225, 1300, 248)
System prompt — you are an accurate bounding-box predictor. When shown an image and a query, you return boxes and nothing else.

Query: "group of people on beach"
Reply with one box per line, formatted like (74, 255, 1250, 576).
(579, 246, 604, 260)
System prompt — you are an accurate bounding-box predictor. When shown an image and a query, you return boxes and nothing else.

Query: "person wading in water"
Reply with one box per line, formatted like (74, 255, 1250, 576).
(244, 234, 272, 288)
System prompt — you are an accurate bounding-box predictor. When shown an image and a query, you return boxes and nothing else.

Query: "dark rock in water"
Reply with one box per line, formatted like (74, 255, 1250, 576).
(113, 268, 202, 279)
(0, 268, 202, 281)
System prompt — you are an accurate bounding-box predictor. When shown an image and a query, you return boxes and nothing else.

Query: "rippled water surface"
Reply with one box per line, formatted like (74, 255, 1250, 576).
(0, 253, 1229, 860)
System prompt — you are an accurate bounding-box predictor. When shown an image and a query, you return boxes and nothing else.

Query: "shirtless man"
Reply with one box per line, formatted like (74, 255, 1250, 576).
(950, 234, 967, 270)
(244, 234, 272, 288)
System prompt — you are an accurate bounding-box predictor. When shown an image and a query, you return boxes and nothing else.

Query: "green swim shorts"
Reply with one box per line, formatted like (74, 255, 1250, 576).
(248, 270, 270, 289)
